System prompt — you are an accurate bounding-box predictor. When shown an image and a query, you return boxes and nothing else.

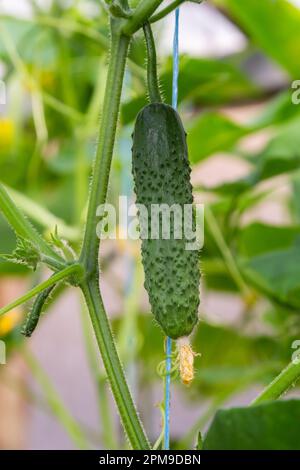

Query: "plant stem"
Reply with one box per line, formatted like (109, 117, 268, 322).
(0, 183, 65, 270)
(150, 0, 186, 23)
(123, 0, 164, 35)
(23, 347, 89, 449)
(80, 23, 130, 275)
(81, 280, 150, 450)
(143, 22, 162, 103)
(79, 295, 118, 449)
(0, 264, 82, 317)
(251, 359, 300, 406)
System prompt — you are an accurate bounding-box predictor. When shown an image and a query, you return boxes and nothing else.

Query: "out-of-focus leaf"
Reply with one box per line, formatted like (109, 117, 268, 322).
(160, 56, 260, 106)
(202, 258, 238, 292)
(188, 112, 250, 163)
(194, 323, 282, 394)
(203, 400, 300, 450)
(0, 216, 29, 275)
(238, 223, 300, 258)
(291, 172, 300, 223)
(0, 17, 32, 60)
(216, 0, 300, 77)
(242, 239, 300, 309)
(121, 56, 260, 125)
(209, 116, 300, 194)
(121, 96, 147, 126)
(255, 118, 300, 180)
(132, 315, 283, 397)
(251, 91, 300, 129)
(196, 432, 203, 450)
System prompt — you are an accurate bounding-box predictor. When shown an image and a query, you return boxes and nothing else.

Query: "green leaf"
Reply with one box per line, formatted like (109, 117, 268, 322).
(210, 116, 300, 194)
(242, 239, 300, 309)
(252, 90, 300, 129)
(203, 400, 300, 450)
(2, 236, 40, 270)
(121, 55, 260, 125)
(218, 0, 300, 77)
(188, 112, 250, 163)
(238, 223, 300, 258)
(291, 172, 300, 223)
(160, 56, 259, 106)
(196, 432, 203, 450)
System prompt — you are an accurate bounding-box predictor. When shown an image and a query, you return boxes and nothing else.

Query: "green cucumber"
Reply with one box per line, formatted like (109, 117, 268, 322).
(21, 283, 56, 337)
(132, 102, 200, 339)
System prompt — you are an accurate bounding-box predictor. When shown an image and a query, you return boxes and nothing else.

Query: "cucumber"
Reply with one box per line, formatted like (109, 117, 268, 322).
(132, 102, 200, 339)
(21, 284, 55, 337)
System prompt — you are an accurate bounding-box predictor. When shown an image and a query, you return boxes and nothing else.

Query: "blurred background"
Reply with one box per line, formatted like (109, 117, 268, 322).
(1, 0, 300, 449)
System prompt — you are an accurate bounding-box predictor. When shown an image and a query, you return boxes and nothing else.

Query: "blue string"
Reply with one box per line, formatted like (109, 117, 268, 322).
(172, 9, 180, 110)
(164, 8, 180, 451)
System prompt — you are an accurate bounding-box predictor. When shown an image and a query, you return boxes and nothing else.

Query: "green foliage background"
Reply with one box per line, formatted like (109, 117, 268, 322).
(1, 0, 300, 450)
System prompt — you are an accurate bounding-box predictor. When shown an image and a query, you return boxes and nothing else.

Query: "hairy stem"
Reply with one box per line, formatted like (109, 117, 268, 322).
(143, 22, 162, 103)
(79, 295, 118, 449)
(81, 280, 150, 450)
(150, 0, 186, 23)
(0, 264, 82, 317)
(251, 359, 300, 406)
(80, 23, 130, 275)
(78, 17, 150, 449)
(123, 0, 164, 35)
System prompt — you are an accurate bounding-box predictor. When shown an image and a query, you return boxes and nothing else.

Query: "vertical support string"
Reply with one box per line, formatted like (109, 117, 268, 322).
(172, 9, 180, 110)
(164, 7, 180, 451)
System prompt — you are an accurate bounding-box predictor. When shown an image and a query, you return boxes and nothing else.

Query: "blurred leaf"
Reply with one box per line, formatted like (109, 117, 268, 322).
(238, 223, 300, 258)
(194, 323, 282, 394)
(210, 116, 300, 194)
(217, 0, 300, 77)
(242, 238, 300, 309)
(196, 432, 203, 450)
(121, 96, 147, 126)
(255, 118, 300, 179)
(252, 90, 300, 128)
(161, 56, 260, 106)
(133, 315, 283, 397)
(291, 172, 300, 223)
(202, 258, 238, 292)
(0, 17, 32, 60)
(203, 400, 300, 450)
(188, 112, 250, 163)
(0, 216, 29, 275)
(121, 56, 260, 125)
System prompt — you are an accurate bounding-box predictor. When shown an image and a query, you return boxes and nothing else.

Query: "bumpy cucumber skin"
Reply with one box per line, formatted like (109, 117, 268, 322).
(132, 103, 200, 339)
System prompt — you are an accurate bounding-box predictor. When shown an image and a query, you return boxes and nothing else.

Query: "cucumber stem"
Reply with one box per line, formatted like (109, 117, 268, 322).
(143, 22, 162, 103)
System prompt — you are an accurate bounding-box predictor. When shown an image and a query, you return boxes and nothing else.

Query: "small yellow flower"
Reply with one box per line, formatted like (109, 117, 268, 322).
(0, 309, 22, 336)
(177, 337, 199, 386)
(0, 118, 15, 149)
